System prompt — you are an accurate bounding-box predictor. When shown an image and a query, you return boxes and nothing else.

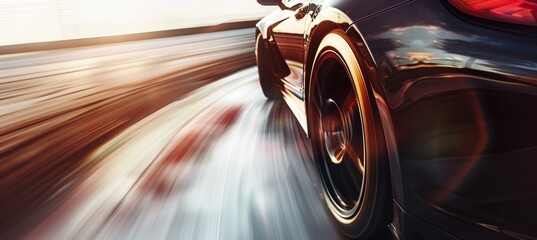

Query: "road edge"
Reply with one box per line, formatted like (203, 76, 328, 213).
(0, 20, 258, 55)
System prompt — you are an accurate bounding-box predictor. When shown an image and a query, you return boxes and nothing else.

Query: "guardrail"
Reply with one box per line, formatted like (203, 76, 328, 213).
(0, 20, 258, 55)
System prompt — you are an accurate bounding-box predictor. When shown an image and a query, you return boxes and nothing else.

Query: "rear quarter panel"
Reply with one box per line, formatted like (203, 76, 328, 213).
(351, 0, 537, 238)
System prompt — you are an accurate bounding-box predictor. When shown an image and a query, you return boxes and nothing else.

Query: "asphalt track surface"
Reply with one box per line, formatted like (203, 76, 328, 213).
(1, 29, 343, 239)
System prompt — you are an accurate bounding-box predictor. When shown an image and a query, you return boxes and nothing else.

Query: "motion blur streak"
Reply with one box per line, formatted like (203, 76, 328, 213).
(22, 68, 341, 239)
(0, 29, 260, 238)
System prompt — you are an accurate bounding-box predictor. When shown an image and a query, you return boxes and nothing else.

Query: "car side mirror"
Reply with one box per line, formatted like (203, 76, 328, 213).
(257, 0, 281, 6)
(257, 0, 290, 10)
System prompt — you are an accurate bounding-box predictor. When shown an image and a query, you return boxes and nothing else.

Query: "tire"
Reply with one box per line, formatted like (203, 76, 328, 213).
(308, 29, 392, 239)
(256, 33, 281, 99)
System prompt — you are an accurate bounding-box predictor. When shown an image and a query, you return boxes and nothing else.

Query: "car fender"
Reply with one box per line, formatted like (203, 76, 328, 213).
(304, 6, 405, 205)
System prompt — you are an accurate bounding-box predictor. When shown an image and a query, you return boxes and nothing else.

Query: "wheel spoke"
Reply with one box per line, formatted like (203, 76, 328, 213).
(344, 144, 365, 175)
(312, 50, 366, 219)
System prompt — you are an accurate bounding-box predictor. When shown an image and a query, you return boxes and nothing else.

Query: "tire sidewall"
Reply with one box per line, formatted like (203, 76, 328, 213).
(309, 30, 389, 239)
(256, 34, 281, 99)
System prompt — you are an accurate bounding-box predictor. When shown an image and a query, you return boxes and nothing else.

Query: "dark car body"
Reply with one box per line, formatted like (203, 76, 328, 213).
(256, 0, 537, 239)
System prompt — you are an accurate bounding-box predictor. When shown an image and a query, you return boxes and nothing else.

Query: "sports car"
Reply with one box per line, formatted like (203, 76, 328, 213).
(255, 0, 537, 239)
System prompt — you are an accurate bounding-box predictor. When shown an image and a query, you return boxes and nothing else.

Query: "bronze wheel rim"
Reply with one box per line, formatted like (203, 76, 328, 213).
(312, 50, 366, 219)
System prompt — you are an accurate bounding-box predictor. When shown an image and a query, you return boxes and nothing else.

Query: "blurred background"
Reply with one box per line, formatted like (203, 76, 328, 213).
(0, 1, 345, 239)
(0, 0, 273, 45)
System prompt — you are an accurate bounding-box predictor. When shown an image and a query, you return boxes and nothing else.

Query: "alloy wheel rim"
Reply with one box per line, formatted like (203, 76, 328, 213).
(313, 52, 366, 219)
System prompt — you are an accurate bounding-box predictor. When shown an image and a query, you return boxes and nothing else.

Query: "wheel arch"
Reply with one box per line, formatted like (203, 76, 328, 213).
(304, 20, 347, 136)
(304, 21, 405, 206)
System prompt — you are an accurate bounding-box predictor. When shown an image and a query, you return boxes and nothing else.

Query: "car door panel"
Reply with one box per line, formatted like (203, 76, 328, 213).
(271, 0, 311, 96)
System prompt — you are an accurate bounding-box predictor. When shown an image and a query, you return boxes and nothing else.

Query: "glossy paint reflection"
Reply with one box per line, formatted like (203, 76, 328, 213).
(256, 0, 536, 237)
(352, 0, 537, 237)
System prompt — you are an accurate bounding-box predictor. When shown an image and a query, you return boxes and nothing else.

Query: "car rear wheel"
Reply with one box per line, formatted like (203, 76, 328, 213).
(256, 33, 281, 99)
(309, 30, 392, 239)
